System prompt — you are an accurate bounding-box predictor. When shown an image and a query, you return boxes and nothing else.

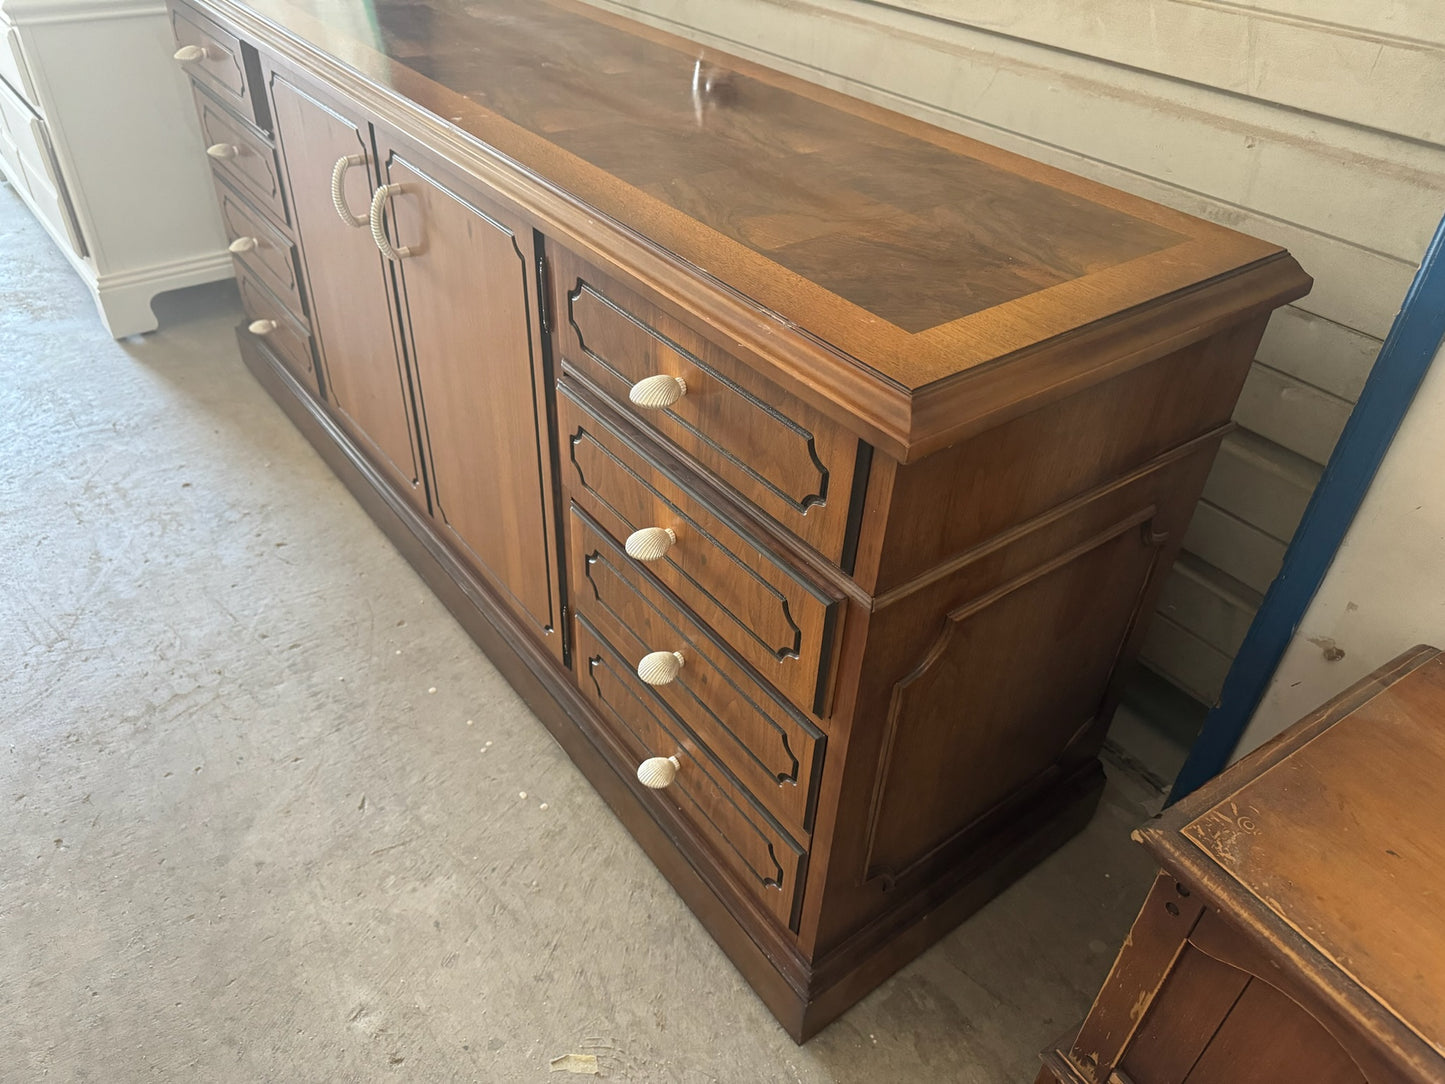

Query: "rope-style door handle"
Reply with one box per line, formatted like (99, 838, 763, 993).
(330, 154, 368, 228)
(368, 183, 413, 260)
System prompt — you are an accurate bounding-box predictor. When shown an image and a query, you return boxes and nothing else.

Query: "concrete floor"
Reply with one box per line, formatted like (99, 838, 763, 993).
(1, 181, 1167, 1082)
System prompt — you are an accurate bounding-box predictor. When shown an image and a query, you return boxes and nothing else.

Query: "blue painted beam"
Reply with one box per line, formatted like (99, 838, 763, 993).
(1169, 214, 1445, 802)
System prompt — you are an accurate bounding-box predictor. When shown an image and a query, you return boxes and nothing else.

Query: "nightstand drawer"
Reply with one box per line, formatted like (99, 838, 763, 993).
(214, 175, 305, 326)
(237, 266, 317, 397)
(571, 505, 824, 840)
(193, 85, 287, 226)
(574, 614, 807, 932)
(560, 378, 842, 717)
(170, 3, 258, 129)
(552, 245, 861, 565)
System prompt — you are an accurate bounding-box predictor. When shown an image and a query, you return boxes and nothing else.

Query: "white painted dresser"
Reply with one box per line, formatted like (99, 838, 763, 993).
(0, 0, 230, 335)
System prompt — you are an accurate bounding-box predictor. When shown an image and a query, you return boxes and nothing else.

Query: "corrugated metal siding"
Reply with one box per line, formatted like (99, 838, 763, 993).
(584, 0, 1444, 705)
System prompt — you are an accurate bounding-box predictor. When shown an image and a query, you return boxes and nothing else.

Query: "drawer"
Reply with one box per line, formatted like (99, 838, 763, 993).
(193, 86, 287, 226)
(237, 266, 318, 397)
(573, 614, 808, 931)
(570, 505, 825, 839)
(213, 176, 305, 326)
(551, 245, 862, 565)
(0, 25, 37, 108)
(170, 3, 258, 128)
(559, 379, 843, 716)
(0, 80, 85, 258)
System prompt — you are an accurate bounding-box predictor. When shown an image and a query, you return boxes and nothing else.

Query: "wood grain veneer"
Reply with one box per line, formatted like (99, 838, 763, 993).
(1041, 646, 1445, 1083)
(173, 0, 1312, 1044)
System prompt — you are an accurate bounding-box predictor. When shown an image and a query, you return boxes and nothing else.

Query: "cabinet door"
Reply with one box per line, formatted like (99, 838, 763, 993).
(268, 73, 424, 506)
(377, 138, 564, 663)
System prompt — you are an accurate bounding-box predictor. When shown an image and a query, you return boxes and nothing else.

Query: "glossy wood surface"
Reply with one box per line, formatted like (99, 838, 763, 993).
(559, 377, 842, 715)
(269, 71, 425, 505)
(381, 134, 563, 660)
(177, 0, 1314, 1044)
(570, 505, 824, 839)
(198, 0, 1308, 410)
(551, 242, 860, 563)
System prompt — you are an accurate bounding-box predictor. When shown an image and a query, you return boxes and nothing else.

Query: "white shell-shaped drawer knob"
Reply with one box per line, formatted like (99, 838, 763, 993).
(228, 236, 258, 254)
(205, 143, 239, 160)
(173, 44, 209, 62)
(625, 526, 676, 562)
(247, 319, 277, 335)
(628, 374, 687, 410)
(637, 650, 684, 686)
(637, 755, 680, 789)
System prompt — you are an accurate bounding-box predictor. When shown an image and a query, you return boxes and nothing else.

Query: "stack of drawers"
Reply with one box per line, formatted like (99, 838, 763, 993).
(173, 3, 318, 394)
(552, 248, 859, 932)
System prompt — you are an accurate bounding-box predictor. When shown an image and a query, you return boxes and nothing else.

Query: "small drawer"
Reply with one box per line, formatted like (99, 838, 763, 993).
(571, 505, 825, 839)
(559, 380, 843, 716)
(193, 86, 287, 226)
(551, 244, 862, 565)
(170, 4, 258, 128)
(574, 614, 807, 931)
(214, 176, 305, 326)
(237, 266, 318, 397)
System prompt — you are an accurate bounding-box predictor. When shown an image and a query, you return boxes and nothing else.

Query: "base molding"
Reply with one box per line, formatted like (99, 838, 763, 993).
(95, 251, 234, 337)
(238, 328, 1105, 1042)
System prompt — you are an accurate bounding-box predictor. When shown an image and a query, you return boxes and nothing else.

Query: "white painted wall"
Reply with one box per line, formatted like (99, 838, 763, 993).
(1239, 336, 1445, 752)
(583, 0, 1445, 704)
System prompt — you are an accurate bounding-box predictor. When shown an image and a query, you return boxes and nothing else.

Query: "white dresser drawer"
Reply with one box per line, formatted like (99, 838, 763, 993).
(0, 75, 85, 258)
(0, 24, 37, 109)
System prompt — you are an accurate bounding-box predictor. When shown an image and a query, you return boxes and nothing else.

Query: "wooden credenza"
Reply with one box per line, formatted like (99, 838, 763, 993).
(1039, 646, 1445, 1083)
(167, 0, 1310, 1041)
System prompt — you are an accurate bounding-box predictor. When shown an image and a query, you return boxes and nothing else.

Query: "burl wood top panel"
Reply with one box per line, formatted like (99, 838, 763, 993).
(1176, 652, 1445, 1064)
(203, 0, 1304, 398)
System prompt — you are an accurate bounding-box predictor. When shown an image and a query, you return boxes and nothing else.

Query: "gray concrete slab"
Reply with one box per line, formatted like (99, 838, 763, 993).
(0, 180, 1164, 1083)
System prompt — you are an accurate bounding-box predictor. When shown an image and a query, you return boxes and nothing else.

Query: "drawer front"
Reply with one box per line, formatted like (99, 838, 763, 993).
(237, 267, 318, 397)
(193, 87, 287, 225)
(573, 614, 807, 931)
(0, 82, 85, 258)
(214, 176, 305, 326)
(170, 4, 256, 127)
(571, 505, 824, 839)
(552, 245, 861, 565)
(0, 26, 37, 108)
(559, 380, 842, 716)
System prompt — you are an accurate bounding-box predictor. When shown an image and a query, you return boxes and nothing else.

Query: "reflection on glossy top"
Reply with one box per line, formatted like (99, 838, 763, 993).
(368, 0, 1181, 332)
(222, 0, 1296, 390)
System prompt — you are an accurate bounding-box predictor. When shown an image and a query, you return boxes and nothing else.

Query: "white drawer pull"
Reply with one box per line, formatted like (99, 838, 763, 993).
(173, 44, 211, 63)
(205, 143, 239, 160)
(637, 650, 684, 686)
(624, 526, 676, 562)
(228, 236, 258, 254)
(637, 755, 680, 789)
(247, 319, 277, 335)
(369, 183, 413, 260)
(330, 153, 368, 228)
(629, 374, 687, 410)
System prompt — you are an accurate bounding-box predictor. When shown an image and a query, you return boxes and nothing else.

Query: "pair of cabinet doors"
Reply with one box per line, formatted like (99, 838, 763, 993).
(269, 74, 564, 663)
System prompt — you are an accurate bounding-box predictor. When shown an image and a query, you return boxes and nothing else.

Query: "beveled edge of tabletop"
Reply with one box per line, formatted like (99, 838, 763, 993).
(1133, 644, 1444, 1082)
